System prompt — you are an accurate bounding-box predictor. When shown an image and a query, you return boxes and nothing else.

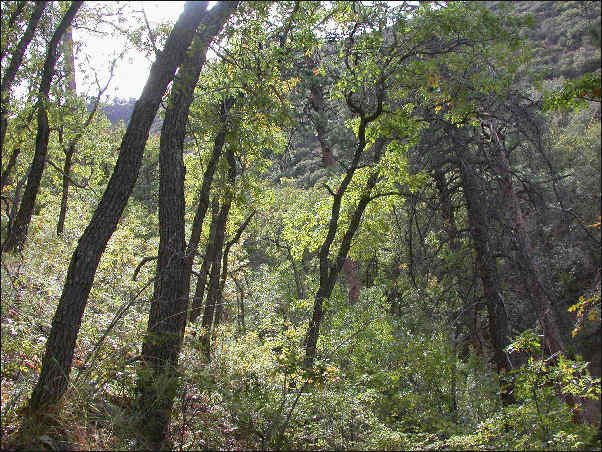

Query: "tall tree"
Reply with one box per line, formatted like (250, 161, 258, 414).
(2, 1, 81, 253)
(0, 1, 47, 149)
(24, 1, 211, 421)
(134, 3, 238, 448)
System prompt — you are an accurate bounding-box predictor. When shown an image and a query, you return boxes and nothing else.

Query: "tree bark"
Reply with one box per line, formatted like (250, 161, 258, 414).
(190, 199, 220, 323)
(134, 4, 237, 445)
(302, 79, 384, 367)
(214, 210, 255, 327)
(486, 131, 590, 421)
(304, 168, 380, 367)
(56, 27, 77, 235)
(200, 149, 236, 359)
(457, 152, 514, 405)
(183, 96, 237, 306)
(488, 135, 565, 355)
(25, 1, 210, 418)
(2, 2, 81, 253)
(135, 15, 238, 445)
(0, 146, 21, 190)
(0, 1, 47, 149)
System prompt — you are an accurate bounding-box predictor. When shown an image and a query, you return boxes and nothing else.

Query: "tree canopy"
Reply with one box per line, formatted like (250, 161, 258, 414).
(1, 1, 600, 450)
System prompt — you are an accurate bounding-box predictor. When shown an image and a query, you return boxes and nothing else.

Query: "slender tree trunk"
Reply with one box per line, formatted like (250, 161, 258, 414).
(56, 27, 76, 235)
(302, 80, 384, 366)
(200, 149, 236, 358)
(1, 109, 36, 190)
(2, 2, 81, 253)
(199, 200, 227, 359)
(458, 153, 514, 405)
(190, 199, 220, 323)
(489, 136, 565, 355)
(134, 4, 236, 446)
(433, 168, 462, 418)
(0, 147, 21, 190)
(304, 171, 379, 367)
(1, 1, 47, 149)
(233, 276, 246, 334)
(214, 210, 254, 327)
(183, 96, 237, 305)
(56, 146, 73, 235)
(25, 2, 210, 418)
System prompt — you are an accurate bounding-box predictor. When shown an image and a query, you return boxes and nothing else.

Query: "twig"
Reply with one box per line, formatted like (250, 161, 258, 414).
(132, 255, 158, 281)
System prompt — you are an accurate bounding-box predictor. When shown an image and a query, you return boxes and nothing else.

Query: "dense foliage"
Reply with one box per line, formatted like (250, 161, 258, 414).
(1, 1, 600, 450)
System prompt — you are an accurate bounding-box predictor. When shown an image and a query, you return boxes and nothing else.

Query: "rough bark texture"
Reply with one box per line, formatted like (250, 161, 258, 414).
(458, 153, 514, 405)
(200, 149, 236, 359)
(0, 1, 47, 149)
(489, 137, 565, 355)
(487, 134, 591, 422)
(26, 1, 210, 417)
(134, 4, 237, 447)
(190, 199, 220, 323)
(2, 2, 81, 253)
(214, 210, 254, 327)
(183, 96, 237, 306)
(56, 27, 76, 235)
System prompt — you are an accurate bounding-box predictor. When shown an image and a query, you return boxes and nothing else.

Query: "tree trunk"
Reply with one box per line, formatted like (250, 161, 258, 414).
(2, 2, 81, 253)
(0, 1, 27, 64)
(0, 1, 47, 149)
(56, 27, 77, 236)
(458, 153, 514, 405)
(0, 146, 22, 190)
(183, 96, 237, 305)
(486, 133, 590, 422)
(200, 149, 236, 359)
(134, 5, 236, 447)
(302, 79, 384, 366)
(25, 2, 210, 418)
(304, 169, 380, 367)
(489, 136, 565, 355)
(214, 210, 254, 327)
(234, 276, 246, 334)
(190, 199, 220, 323)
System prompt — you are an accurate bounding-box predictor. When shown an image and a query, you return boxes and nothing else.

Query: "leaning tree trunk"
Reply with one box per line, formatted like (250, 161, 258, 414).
(200, 149, 236, 359)
(56, 26, 76, 235)
(2, 2, 81, 253)
(0, 1, 47, 150)
(135, 3, 237, 448)
(457, 151, 514, 405)
(487, 132, 590, 422)
(25, 2, 210, 419)
(190, 199, 220, 323)
(183, 96, 237, 307)
(488, 133, 565, 355)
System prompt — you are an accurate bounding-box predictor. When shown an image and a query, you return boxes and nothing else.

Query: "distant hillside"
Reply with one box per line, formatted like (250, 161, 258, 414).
(486, 1, 601, 80)
(95, 97, 163, 134)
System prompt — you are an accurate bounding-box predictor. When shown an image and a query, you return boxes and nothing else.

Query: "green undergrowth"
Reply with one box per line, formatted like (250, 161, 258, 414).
(1, 205, 600, 451)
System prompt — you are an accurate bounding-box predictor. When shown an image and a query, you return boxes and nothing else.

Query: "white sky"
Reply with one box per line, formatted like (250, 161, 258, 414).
(74, 1, 193, 100)
(72, 1, 408, 101)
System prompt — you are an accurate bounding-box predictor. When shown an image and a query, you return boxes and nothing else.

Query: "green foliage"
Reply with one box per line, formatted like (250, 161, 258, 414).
(543, 72, 602, 111)
(2, 1, 601, 450)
